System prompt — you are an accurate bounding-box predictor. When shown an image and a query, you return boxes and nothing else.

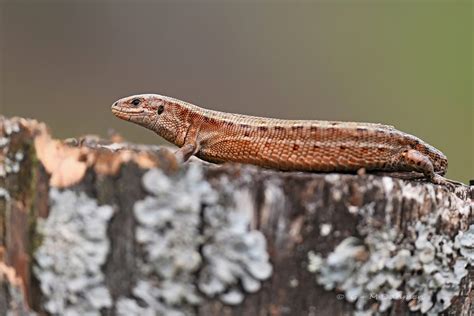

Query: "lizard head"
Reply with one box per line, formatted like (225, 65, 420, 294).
(111, 94, 187, 145)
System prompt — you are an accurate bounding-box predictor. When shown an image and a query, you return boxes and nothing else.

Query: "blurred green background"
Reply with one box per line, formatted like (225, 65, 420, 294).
(0, 1, 472, 183)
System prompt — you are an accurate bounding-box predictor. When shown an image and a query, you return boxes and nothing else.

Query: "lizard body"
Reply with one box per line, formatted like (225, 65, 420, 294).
(111, 94, 450, 185)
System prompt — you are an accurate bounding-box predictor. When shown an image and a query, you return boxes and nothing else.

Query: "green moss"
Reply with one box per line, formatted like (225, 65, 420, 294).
(26, 142, 43, 255)
(0, 191, 9, 247)
(0, 126, 44, 264)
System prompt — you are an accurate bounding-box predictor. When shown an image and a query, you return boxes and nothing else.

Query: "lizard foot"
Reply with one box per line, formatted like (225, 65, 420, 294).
(374, 171, 462, 191)
(430, 174, 460, 191)
(174, 143, 198, 164)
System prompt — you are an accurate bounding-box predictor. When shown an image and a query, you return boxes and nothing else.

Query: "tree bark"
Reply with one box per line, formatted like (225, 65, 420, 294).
(0, 116, 472, 316)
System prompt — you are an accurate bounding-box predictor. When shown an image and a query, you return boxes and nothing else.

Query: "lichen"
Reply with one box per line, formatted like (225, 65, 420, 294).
(116, 281, 192, 316)
(455, 224, 474, 263)
(0, 119, 23, 178)
(0, 188, 11, 201)
(131, 165, 212, 312)
(34, 189, 114, 315)
(117, 163, 272, 314)
(307, 177, 472, 315)
(2, 120, 20, 136)
(320, 223, 333, 236)
(198, 185, 272, 304)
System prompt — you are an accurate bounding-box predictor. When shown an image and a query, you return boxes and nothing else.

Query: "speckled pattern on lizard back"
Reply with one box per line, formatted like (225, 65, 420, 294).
(111, 94, 451, 186)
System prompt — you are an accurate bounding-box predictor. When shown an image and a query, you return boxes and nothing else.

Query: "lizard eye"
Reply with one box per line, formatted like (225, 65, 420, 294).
(157, 105, 164, 115)
(131, 98, 141, 106)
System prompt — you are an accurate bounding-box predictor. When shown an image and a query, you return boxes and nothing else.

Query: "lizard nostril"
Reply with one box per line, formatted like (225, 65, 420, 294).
(113, 102, 118, 107)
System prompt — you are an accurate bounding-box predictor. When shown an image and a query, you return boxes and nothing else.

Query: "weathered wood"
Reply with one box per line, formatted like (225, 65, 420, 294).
(0, 116, 472, 316)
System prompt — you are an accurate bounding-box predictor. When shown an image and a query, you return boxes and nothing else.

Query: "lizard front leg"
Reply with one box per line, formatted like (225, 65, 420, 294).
(398, 149, 455, 189)
(174, 124, 201, 163)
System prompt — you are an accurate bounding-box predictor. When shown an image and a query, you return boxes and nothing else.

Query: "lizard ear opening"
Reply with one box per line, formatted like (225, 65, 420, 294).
(157, 105, 164, 115)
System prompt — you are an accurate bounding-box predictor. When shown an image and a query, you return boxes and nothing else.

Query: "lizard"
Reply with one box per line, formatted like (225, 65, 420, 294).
(111, 93, 455, 187)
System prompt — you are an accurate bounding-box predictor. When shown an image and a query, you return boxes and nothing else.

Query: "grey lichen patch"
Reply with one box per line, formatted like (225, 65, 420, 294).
(34, 189, 114, 315)
(0, 188, 11, 200)
(199, 185, 272, 304)
(118, 163, 272, 314)
(116, 281, 194, 316)
(320, 223, 332, 236)
(2, 119, 20, 136)
(455, 224, 474, 263)
(307, 176, 472, 315)
(0, 137, 9, 148)
(128, 165, 210, 315)
(1, 156, 21, 176)
(0, 119, 23, 178)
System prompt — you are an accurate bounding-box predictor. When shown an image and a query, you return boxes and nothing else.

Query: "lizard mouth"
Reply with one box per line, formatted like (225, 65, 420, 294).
(111, 105, 144, 120)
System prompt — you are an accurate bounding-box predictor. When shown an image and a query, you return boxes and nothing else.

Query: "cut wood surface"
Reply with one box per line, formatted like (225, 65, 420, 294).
(0, 116, 472, 316)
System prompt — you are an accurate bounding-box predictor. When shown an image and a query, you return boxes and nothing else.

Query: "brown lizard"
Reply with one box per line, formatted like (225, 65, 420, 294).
(111, 93, 454, 186)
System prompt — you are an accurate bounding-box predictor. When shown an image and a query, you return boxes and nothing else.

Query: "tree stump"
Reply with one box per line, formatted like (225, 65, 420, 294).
(0, 116, 472, 316)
